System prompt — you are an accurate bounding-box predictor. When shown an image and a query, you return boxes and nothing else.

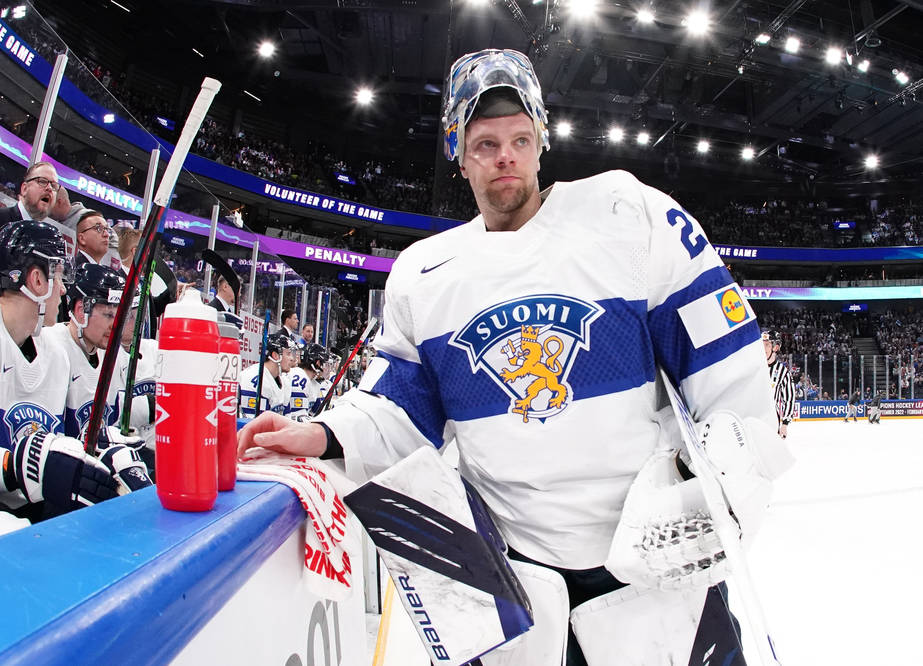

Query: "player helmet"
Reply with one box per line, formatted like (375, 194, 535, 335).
(266, 331, 297, 357)
(761, 329, 782, 348)
(442, 48, 550, 163)
(301, 343, 329, 373)
(67, 264, 126, 314)
(0, 220, 74, 292)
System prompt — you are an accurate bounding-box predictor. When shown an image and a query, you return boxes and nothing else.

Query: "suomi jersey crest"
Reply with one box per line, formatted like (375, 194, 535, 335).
(451, 294, 602, 423)
(4, 402, 60, 443)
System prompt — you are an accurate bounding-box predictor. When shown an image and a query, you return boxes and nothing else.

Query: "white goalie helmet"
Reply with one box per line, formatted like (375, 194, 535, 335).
(442, 48, 550, 164)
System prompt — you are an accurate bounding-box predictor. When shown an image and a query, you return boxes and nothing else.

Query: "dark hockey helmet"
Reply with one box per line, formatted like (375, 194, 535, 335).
(266, 331, 297, 357)
(67, 264, 126, 313)
(0, 220, 74, 291)
(301, 343, 329, 373)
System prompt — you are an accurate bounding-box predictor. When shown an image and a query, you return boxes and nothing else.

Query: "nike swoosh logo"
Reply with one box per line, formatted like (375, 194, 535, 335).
(2, 365, 12, 373)
(71, 375, 81, 382)
(420, 257, 455, 274)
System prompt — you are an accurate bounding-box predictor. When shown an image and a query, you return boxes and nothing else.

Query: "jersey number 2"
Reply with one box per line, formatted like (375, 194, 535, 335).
(667, 208, 707, 259)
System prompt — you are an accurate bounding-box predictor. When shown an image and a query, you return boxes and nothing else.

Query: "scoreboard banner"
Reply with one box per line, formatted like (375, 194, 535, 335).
(795, 400, 923, 420)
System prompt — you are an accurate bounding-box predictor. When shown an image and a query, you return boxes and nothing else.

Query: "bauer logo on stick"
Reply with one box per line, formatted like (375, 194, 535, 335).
(451, 294, 601, 423)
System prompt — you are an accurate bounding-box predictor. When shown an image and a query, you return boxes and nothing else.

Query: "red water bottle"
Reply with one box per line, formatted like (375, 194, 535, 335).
(216, 314, 240, 491)
(155, 288, 219, 511)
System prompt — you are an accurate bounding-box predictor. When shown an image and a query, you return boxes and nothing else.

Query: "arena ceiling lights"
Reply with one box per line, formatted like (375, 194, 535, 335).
(696, 140, 710, 154)
(355, 87, 374, 106)
(555, 121, 573, 137)
(864, 155, 880, 169)
(683, 10, 710, 36)
(568, 0, 598, 19)
(741, 146, 755, 161)
(636, 9, 654, 24)
(257, 41, 275, 58)
(607, 126, 624, 143)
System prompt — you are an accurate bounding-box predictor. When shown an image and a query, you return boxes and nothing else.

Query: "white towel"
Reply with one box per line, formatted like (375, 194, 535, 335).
(237, 449, 359, 601)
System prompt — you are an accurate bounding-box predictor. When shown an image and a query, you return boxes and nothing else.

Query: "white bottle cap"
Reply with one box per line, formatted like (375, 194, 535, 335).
(163, 288, 218, 323)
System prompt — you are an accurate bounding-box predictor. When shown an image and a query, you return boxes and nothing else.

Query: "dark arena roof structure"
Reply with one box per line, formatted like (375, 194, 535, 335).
(30, 0, 923, 203)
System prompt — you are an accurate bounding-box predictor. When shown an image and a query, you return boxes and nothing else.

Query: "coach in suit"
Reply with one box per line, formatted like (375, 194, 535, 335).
(0, 161, 59, 226)
(208, 275, 236, 313)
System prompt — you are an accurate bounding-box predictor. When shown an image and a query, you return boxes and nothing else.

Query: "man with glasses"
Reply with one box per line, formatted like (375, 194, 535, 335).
(74, 210, 113, 266)
(0, 161, 60, 226)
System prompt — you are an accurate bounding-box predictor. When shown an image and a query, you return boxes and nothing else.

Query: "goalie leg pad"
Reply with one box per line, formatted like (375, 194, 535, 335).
(481, 560, 569, 666)
(344, 446, 532, 666)
(570, 583, 707, 666)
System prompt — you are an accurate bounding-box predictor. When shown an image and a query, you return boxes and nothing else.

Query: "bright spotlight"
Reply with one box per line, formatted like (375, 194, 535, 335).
(864, 154, 879, 169)
(857, 59, 870, 73)
(684, 11, 710, 36)
(637, 8, 654, 24)
(825, 48, 841, 65)
(258, 41, 275, 58)
(569, 0, 598, 19)
(355, 87, 374, 105)
(784, 36, 800, 54)
(697, 140, 710, 154)
(608, 126, 624, 143)
(636, 131, 650, 145)
(741, 146, 755, 160)
(556, 121, 572, 137)
(102, 113, 115, 124)
(755, 33, 771, 45)
(894, 69, 910, 85)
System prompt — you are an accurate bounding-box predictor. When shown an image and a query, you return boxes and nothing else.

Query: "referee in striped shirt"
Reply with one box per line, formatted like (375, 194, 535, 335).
(763, 330, 796, 438)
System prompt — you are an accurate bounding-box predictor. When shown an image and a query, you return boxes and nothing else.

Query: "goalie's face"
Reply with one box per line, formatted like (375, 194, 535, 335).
(460, 113, 541, 230)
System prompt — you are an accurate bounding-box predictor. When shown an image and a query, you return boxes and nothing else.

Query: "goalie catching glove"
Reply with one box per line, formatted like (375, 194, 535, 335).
(606, 410, 792, 590)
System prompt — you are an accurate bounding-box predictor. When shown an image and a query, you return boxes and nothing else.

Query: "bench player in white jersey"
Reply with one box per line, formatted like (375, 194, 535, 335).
(240, 50, 787, 665)
(287, 343, 328, 422)
(0, 221, 150, 528)
(239, 331, 297, 418)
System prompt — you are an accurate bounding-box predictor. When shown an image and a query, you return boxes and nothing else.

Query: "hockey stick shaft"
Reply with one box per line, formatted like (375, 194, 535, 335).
(253, 309, 271, 417)
(119, 255, 158, 435)
(316, 317, 379, 413)
(84, 78, 222, 456)
(659, 369, 780, 666)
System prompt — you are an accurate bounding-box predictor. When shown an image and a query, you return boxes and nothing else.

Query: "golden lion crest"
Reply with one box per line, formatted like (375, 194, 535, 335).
(499, 324, 567, 422)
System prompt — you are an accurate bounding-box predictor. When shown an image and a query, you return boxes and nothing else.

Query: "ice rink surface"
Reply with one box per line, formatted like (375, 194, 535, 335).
(370, 418, 923, 666)
(743, 418, 923, 666)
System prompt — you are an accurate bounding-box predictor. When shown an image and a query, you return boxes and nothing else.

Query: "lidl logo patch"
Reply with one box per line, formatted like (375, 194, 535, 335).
(717, 288, 749, 327)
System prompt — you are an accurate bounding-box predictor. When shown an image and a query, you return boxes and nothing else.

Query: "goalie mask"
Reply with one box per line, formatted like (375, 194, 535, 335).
(442, 48, 550, 164)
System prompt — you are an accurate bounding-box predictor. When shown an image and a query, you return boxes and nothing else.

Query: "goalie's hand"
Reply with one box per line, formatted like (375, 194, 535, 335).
(4, 430, 120, 513)
(99, 445, 153, 493)
(237, 411, 327, 459)
(606, 448, 733, 591)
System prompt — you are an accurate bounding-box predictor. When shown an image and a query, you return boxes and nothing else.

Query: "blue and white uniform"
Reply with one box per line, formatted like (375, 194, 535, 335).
(287, 366, 321, 420)
(0, 306, 68, 509)
(42, 323, 123, 438)
(319, 170, 776, 570)
(239, 363, 290, 418)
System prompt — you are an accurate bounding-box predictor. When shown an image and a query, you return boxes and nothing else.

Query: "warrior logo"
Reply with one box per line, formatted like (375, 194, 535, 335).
(451, 295, 601, 423)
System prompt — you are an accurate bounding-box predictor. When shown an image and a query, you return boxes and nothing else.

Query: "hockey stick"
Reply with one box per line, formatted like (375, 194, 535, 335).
(659, 368, 781, 666)
(315, 317, 379, 413)
(84, 77, 222, 456)
(253, 309, 271, 417)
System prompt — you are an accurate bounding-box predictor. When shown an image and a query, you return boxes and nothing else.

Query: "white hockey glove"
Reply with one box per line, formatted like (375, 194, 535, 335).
(1, 430, 120, 513)
(98, 445, 153, 493)
(608, 411, 793, 590)
(94, 424, 146, 453)
(607, 446, 730, 591)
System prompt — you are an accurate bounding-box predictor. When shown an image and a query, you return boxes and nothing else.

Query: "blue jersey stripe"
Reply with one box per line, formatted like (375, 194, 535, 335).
(648, 265, 760, 382)
(368, 350, 448, 447)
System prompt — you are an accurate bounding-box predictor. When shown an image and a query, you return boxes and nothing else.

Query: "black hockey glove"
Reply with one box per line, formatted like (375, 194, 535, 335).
(98, 445, 153, 493)
(3, 430, 119, 514)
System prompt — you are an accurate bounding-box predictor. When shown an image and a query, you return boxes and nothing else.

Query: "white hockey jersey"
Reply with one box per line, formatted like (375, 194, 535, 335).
(43, 323, 123, 438)
(239, 363, 291, 419)
(115, 337, 158, 447)
(0, 306, 69, 509)
(287, 366, 321, 419)
(319, 170, 777, 570)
